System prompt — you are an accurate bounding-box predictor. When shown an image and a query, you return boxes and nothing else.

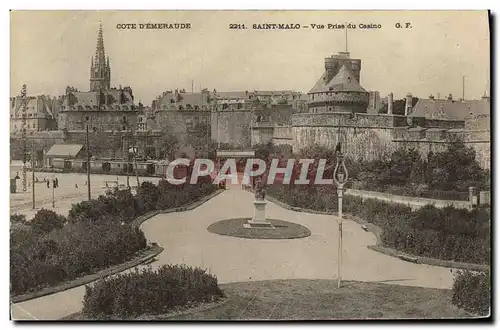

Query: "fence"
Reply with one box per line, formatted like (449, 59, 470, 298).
(345, 188, 470, 210)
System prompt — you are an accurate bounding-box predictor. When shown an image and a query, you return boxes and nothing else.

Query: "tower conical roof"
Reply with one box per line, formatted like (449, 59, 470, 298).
(309, 64, 366, 94)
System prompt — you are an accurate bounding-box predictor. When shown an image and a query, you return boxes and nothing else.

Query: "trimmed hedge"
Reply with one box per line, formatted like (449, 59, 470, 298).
(11, 178, 218, 297)
(82, 265, 223, 319)
(452, 270, 490, 316)
(267, 185, 490, 265)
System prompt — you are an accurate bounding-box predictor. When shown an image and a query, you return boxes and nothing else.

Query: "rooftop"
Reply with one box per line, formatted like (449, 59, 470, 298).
(410, 97, 490, 121)
(45, 144, 83, 158)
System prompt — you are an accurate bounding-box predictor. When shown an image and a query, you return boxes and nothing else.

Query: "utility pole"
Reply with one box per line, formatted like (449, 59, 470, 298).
(85, 115, 91, 200)
(21, 84, 27, 192)
(206, 112, 210, 156)
(134, 130, 140, 187)
(126, 130, 130, 188)
(462, 76, 466, 100)
(217, 105, 220, 149)
(31, 143, 35, 209)
(345, 25, 348, 52)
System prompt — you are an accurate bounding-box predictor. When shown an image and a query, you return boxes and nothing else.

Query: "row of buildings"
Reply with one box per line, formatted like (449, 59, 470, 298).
(10, 24, 491, 169)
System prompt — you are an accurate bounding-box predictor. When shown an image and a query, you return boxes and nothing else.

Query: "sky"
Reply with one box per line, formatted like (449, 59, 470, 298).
(10, 10, 490, 105)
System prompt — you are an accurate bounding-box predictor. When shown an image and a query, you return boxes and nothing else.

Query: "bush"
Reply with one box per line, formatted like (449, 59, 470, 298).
(267, 185, 490, 265)
(30, 209, 67, 234)
(11, 214, 27, 224)
(82, 265, 223, 319)
(452, 270, 490, 316)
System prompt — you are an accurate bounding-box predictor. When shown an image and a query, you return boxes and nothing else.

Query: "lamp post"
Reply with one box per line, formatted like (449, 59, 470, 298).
(333, 141, 348, 289)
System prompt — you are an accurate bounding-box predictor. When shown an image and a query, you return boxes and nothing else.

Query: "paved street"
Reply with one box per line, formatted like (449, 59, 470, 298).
(11, 187, 455, 320)
(10, 169, 162, 219)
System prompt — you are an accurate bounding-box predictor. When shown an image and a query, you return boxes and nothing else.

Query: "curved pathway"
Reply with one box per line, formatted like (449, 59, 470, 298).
(11, 188, 455, 320)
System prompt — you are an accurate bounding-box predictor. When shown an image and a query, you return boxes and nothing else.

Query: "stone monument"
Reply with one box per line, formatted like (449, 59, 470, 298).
(244, 178, 274, 228)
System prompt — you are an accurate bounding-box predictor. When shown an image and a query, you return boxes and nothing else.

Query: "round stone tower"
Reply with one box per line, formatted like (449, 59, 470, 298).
(307, 52, 369, 113)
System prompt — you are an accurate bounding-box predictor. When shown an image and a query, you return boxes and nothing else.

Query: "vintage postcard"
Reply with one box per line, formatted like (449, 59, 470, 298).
(10, 10, 491, 321)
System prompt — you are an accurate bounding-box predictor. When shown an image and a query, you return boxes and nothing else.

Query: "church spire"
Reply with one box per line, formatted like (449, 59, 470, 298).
(90, 23, 111, 91)
(95, 23, 106, 66)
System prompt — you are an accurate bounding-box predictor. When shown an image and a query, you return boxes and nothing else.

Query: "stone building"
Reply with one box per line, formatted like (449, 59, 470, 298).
(57, 24, 139, 132)
(211, 90, 305, 148)
(10, 95, 60, 132)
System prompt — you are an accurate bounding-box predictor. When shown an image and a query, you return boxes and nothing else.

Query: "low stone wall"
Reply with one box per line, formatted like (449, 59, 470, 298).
(345, 188, 470, 210)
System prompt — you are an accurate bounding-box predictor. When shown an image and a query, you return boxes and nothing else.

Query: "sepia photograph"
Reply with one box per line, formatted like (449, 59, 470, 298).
(9, 10, 491, 321)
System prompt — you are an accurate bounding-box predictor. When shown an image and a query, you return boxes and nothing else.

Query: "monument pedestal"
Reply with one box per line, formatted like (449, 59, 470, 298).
(243, 200, 275, 229)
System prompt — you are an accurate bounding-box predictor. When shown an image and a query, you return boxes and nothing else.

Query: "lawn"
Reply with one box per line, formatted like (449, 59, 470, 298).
(164, 279, 471, 320)
(207, 218, 311, 239)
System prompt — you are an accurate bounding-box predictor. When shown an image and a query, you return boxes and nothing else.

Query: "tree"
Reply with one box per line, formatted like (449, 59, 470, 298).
(389, 148, 424, 185)
(427, 142, 487, 191)
(187, 122, 210, 152)
(155, 133, 179, 160)
(136, 181, 160, 213)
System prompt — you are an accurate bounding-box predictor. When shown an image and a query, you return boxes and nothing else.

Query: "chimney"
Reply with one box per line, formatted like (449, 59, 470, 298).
(405, 93, 412, 116)
(387, 92, 394, 115)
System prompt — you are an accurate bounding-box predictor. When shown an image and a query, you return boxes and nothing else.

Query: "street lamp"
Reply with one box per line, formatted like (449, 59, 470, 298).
(333, 140, 348, 289)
